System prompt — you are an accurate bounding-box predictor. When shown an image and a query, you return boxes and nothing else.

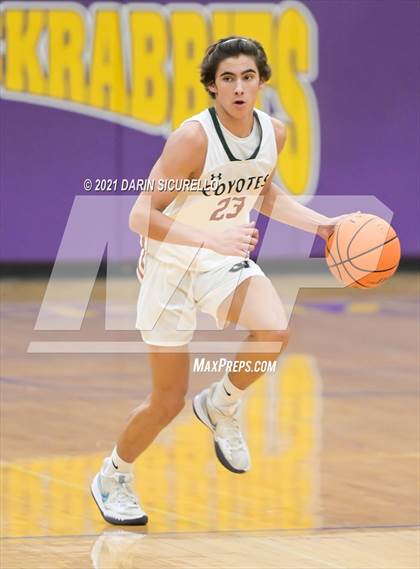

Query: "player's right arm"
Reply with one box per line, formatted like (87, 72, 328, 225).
(129, 122, 258, 257)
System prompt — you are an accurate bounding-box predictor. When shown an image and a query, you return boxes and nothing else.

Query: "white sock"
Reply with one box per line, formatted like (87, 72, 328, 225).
(103, 446, 133, 475)
(211, 373, 244, 412)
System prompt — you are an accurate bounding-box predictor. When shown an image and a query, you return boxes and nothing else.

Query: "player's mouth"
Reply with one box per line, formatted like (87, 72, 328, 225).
(233, 100, 246, 107)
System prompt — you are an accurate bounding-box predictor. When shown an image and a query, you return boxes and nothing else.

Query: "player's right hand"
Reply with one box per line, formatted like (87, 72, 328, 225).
(207, 222, 259, 257)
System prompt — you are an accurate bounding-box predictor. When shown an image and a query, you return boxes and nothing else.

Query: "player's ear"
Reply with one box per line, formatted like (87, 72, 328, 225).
(208, 81, 217, 95)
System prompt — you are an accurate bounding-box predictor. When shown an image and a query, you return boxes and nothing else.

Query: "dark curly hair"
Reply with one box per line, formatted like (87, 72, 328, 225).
(200, 37, 271, 99)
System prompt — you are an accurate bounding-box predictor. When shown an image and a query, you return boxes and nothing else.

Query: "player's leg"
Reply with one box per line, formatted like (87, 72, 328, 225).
(91, 346, 190, 526)
(217, 275, 289, 390)
(117, 346, 190, 462)
(92, 257, 195, 525)
(193, 271, 289, 474)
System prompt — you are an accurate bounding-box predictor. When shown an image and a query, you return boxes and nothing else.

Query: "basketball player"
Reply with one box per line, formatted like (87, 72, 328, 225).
(91, 37, 353, 525)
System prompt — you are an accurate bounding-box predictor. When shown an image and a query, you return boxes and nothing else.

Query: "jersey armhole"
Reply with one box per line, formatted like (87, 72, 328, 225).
(268, 115, 286, 156)
(179, 119, 208, 178)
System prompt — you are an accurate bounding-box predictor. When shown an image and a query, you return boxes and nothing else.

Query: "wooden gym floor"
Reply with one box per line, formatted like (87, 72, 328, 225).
(1, 271, 419, 568)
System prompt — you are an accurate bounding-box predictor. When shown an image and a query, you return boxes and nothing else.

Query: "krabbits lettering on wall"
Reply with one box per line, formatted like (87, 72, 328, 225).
(0, 1, 320, 199)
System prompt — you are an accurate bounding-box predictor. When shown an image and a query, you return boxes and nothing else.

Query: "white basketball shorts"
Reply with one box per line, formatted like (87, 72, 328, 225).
(136, 255, 267, 346)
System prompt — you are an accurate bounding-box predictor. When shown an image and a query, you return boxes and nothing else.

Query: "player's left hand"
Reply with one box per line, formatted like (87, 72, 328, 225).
(317, 212, 361, 241)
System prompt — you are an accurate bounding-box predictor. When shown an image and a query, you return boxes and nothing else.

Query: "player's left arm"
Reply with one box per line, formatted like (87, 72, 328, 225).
(255, 118, 356, 241)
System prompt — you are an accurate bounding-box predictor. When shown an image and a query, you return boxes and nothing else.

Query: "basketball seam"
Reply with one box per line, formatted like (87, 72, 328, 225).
(350, 263, 399, 274)
(326, 230, 342, 280)
(346, 216, 376, 259)
(330, 235, 398, 272)
(325, 234, 343, 281)
(352, 276, 370, 288)
(349, 234, 398, 273)
(335, 221, 362, 286)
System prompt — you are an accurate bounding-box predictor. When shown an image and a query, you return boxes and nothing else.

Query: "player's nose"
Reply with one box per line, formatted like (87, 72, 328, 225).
(234, 80, 244, 95)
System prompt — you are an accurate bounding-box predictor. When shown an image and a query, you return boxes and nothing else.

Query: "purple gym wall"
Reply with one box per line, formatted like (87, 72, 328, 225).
(1, 0, 418, 263)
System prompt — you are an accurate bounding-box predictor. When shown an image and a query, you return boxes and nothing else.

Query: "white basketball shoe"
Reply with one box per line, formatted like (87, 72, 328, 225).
(91, 458, 148, 526)
(193, 383, 250, 473)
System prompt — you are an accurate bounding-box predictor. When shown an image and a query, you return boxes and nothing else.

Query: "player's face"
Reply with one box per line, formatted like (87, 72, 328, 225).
(209, 55, 263, 116)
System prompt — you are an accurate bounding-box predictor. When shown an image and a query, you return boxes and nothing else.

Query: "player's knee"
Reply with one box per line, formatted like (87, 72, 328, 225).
(155, 395, 186, 424)
(251, 328, 290, 348)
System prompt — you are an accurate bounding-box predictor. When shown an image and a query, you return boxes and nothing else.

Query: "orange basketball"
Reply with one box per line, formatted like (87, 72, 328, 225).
(325, 213, 401, 288)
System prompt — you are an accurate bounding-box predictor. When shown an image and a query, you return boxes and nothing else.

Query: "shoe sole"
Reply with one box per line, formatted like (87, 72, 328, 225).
(90, 474, 148, 526)
(192, 392, 247, 475)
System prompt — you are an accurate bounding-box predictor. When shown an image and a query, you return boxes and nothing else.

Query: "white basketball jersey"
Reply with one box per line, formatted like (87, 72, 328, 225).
(141, 107, 277, 273)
